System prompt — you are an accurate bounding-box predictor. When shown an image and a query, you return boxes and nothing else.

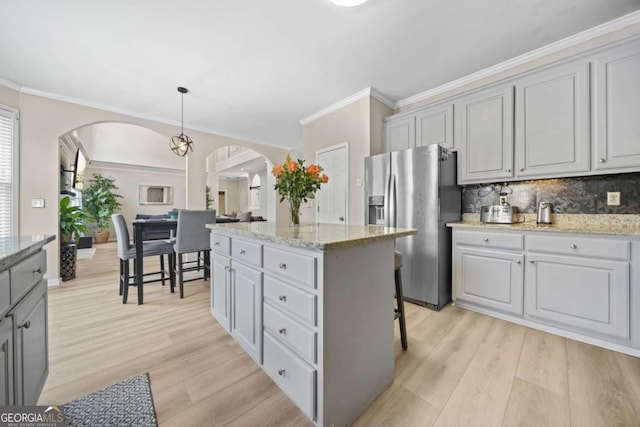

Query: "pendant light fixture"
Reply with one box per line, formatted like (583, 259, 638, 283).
(170, 86, 194, 157)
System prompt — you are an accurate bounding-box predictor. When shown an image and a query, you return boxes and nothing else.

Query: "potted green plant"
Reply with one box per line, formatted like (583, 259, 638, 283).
(59, 196, 88, 281)
(83, 173, 123, 243)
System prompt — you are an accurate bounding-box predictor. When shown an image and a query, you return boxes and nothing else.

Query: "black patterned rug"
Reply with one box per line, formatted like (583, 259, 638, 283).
(63, 373, 157, 426)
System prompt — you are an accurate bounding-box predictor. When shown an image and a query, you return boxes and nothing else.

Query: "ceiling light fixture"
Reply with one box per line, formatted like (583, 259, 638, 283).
(170, 86, 194, 157)
(330, 0, 368, 6)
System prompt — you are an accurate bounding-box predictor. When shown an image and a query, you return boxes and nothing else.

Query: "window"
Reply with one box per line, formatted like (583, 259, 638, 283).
(0, 105, 18, 237)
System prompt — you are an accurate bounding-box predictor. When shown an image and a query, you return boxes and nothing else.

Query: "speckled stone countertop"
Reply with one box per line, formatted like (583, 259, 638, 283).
(447, 214, 640, 236)
(206, 222, 417, 251)
(0, 235, 56, 271)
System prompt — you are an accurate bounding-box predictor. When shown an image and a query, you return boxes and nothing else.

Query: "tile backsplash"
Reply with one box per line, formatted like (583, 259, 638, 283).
(462, 173, 640, 214)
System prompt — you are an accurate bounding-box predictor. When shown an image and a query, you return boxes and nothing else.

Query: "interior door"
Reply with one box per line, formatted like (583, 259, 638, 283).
(316, 143, 348, 224)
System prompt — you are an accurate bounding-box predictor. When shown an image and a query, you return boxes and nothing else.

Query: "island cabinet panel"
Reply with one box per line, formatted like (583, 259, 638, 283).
(0, 317, 13, 406)
(10, 250, 45, 305)
(230, 261, 262, 363)
(524, 254, 629, 340)
(456, 84, 515, 184)
(263, 247, 316, 289)
(514, 60, 590, 177)
(211, 254, 231, 331)
(263, 275, 316, 326)
(0, 272, 9, 318)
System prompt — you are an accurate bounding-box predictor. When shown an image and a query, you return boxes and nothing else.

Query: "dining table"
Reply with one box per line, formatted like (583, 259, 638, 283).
(131, 217, 178, 305)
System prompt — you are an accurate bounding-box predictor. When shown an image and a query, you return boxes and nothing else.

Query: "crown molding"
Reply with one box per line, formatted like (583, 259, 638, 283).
(0, 76, 21, 91)
(300, 86, 396, 125)
(87, 160, 185, 175)
(17, 86, 293, 150)
(396, 9, 640, 109)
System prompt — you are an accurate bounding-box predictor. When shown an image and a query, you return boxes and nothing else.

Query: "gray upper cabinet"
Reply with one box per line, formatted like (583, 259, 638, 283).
(456, 85, 515, 184)
(415, 103, 454, 149)
(593, 41, 640, 171)
(385, 115, 415, 152)
(515, 60, 590, 177)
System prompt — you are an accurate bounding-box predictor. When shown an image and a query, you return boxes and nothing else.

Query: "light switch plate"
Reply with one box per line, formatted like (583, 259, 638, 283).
(607, 192, 620, 206)
(31, 198, 45, 208)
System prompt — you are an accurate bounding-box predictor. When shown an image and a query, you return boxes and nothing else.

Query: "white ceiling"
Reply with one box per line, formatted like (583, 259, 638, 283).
(1, 0, 638, 150)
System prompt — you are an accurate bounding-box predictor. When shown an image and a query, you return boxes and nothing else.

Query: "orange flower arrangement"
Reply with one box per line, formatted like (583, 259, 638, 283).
(272, 154, 329, 225)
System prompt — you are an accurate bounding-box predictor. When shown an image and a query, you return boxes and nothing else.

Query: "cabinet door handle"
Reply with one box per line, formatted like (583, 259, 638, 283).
(278, 295, 287, 302)
(214, 242, 220, 246)
(483, 237, 489, 242)
(515, 260, 521, 264)
(506, 168, 511, 173)
(278, 327, 287, 335)
(529, 259, 535, 264)
(18, 320, 31, 329)
(278, 369, 286, 376)
(224, 265, 229, 271)
(519, 168, 524, 172)
(239, 249, 246, 255)
(33, 267, 42, 274)
(279, 262, 287, 270)
(570, 244, 577, 249)
(599, 158, 606, 163)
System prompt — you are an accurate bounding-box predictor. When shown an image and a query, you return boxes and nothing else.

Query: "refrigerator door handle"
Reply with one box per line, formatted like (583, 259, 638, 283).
(384, 174, 391, 227)
(389, 174, 397, 228)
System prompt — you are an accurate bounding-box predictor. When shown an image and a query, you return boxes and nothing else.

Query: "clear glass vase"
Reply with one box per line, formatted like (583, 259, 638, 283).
(289, 198, 301, 226)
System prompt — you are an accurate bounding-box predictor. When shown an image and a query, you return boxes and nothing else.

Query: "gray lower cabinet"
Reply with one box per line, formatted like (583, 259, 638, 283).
(0, 317, 13, 405)
(452, 228, 638, 354)
(525, 254, 629, 340)
(592, 40, 640, 171)
(515, 60, 590, 177)
(0, 244, 49, 406)
(456, 84, 515, 184)
(12, 279, 48, 406)
(453, 246, 524, 315)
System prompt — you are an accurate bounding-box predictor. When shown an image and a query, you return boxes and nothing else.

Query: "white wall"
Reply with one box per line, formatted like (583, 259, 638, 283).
(218, 178, 248, 215)
(84, 163, 186, 238)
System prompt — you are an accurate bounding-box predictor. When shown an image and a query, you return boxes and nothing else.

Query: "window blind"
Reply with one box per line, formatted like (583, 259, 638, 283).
(0, 106, 18, 237)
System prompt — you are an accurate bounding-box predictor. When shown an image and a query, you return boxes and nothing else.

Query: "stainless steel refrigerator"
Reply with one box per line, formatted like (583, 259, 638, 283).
(364, 144, 460, 310)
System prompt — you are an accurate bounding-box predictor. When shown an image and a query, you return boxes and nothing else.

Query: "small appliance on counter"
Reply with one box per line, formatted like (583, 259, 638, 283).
(537, 201, 553, 224)
(480, 204, 519, 224)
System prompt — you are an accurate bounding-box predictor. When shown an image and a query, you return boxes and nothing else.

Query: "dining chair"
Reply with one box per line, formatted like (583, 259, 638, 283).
(173, 209, 217, 298)
(111, 213, 175, 304)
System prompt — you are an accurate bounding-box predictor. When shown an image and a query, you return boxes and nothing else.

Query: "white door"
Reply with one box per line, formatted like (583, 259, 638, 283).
(316, 143, 348, 224)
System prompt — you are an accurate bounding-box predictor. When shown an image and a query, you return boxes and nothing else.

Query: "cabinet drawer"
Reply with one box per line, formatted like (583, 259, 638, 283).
(455, 230, 523, 250)
(264, 276, 316, 326)
(263, 331, 316, 420)
(0, 271, 9, 317)
(526, 235, 630, 260)
(264, 247, 316, 289)
(210, 234, 230, 256)
(264, 303, 316, 363)
(231, 238, 262, 267)
(10, 250, 46, 305)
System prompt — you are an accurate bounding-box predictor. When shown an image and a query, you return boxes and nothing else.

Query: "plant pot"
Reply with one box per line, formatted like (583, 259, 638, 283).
(94, 230, 110, 244)
(60, 243, 77, 281)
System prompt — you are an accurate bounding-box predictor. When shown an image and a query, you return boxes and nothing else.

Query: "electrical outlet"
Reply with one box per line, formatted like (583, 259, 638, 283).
(607, 191, 620, 206)
(31, 198, 45, 208)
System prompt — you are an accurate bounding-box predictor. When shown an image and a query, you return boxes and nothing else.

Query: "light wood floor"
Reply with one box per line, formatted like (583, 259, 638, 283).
(40, 242, 640, 426)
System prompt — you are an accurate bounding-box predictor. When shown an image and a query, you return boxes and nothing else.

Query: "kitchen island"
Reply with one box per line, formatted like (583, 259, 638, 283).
(206, 222, 416, 427)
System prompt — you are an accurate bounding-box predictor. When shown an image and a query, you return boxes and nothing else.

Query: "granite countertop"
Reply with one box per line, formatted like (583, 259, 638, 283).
(447, 214, 640, 236)
(206, 222, 417, 250)
(0, 235, 56, 270)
